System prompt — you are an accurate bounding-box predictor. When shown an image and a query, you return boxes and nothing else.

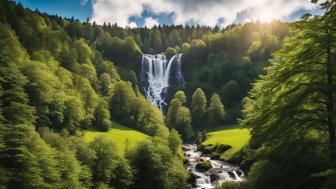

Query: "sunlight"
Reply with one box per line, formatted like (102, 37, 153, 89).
(255, 9, 275, 22)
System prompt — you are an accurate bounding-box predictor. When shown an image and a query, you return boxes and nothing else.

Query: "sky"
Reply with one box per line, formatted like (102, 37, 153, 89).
(16, 0, 322, 28)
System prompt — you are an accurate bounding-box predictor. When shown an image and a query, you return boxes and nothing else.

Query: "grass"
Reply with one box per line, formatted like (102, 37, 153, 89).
(202, 124, 250, 160)
(84, 122, 150, 156)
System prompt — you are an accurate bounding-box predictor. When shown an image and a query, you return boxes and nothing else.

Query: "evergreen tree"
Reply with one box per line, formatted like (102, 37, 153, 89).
(174, 91, 187, 105)
(207, 93, 225, 126)
(166, 99, 181, 129)
(175, 106, 194, 140)
(0, 23, 35, 125)
(93, 100, 111, 131)
(0, 124, 61, 189)
(191, 88, 207, 128)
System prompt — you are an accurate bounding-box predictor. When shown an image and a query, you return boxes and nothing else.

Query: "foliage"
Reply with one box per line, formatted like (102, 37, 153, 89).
(166, 91, 194, 140)
(0, 1, 188, 188)
(207, 93, 225, 126)
(90, 137, 133, 189)
(127, 138, 188, 189)
(239, 1, 336, 188)
(191, 88, 207, 128)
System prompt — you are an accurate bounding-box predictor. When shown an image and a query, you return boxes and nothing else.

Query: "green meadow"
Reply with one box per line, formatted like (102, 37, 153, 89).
(202, 125, 250, 160)
(84, 122, 150, 155)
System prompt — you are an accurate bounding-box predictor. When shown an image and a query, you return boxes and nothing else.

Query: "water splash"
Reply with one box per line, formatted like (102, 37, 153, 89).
(183, 144, 245, 189)
(140, 53, 185, 112)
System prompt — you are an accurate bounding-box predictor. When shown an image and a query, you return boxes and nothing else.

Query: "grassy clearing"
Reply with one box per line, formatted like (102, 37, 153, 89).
(202, 124, 250, 160)
(84, 122, 150, 155)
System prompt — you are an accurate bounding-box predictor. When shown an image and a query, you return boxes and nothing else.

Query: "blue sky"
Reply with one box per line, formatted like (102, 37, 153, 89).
(17, 0, 92, 21)
(16, 0, 321, 28)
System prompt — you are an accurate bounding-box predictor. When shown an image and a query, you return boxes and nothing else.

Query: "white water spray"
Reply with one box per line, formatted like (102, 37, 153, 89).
(140, 53, 185, 112)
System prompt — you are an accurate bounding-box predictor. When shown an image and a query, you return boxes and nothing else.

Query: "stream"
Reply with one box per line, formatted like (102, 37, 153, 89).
(183, 144, 245, 189)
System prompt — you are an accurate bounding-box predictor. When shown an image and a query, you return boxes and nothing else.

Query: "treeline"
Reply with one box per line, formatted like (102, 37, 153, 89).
(1, 1, 292, 122)
(218, 1, 336, 189)
(0, 0, 167, 135)
(166, 89, 225, 141)
(0, 1, 188, 188)
(1, 123, 187, 189)
(179, 21, 289, 122)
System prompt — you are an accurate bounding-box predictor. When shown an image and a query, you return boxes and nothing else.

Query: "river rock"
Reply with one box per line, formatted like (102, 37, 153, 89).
(195, 160, 213, 172)
(218, 144, 232, 153)
(199, 144, 215, 154)
(236, 170, 243, 177)
(210, 154, 220, 160)
(210, 173, 220, 182)
(228, 171, 236, 179)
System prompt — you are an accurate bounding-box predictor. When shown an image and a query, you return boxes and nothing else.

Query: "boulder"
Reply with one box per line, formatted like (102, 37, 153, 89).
(228, 171, 236, 179)
(195, 160, 213, 172)
(218, 144, 232, 153)
(210, 173, 220, 182)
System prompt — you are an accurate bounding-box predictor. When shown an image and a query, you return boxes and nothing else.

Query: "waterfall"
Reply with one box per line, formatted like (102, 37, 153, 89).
(140, 53, 185, 112)
(176, 53, 185, 86)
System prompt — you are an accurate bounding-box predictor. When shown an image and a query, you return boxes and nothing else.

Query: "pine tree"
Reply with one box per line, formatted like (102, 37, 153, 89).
(0, 124, 61, 189)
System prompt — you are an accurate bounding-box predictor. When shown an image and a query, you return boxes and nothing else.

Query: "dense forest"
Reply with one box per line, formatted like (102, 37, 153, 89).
(0, 0, 335, 189)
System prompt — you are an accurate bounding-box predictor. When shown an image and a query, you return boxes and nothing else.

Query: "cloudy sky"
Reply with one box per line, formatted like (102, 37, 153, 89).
(17, 0, 322, 28)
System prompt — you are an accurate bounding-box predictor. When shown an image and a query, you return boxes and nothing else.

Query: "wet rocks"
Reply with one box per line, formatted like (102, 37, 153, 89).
(218, 144, 232, 153)
(210, 173, 220, 182)
(183, 144, 245, 189)
(195, 160, 213, 172)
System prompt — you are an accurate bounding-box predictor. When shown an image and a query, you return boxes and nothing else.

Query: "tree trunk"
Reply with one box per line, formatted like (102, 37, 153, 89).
(326, 31, 336, 163)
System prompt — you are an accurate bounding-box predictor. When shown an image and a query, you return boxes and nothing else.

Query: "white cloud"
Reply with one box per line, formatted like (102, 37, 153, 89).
(91, 0, 143, 27)
(128, 22, 138, 28)
(144, 17, 159, 28)
(91, 0, 318, 27)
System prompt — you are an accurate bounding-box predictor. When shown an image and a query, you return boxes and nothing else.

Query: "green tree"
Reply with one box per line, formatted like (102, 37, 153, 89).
(0, 23, 35, 125)
(176, 106, 194, 140)
(166, 99, 181, 129)
(240, 1, 336, 187)
(174, 91, 187, 104)
(127, 140, 187, 189)
(90, 137, 133, 189)
(73, 38, 93, 63)
(207, 93, 225, 126)
(168, 129, 182, 155)
(0, 124, 61, 189)
(191, 88, 207, 128)
(93, 100, 111, 131)
(165, 47, 177, 58)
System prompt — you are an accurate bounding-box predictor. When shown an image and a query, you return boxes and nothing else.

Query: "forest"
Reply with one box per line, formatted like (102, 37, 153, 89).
(0, 0, 335, 189)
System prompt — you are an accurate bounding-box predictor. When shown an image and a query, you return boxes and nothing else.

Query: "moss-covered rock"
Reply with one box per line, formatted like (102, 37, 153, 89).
(195, 160, 212, 172)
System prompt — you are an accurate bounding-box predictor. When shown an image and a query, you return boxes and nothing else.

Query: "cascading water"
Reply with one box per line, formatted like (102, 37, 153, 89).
(140, 53, 185, 112)
(184, 144, 245, 189)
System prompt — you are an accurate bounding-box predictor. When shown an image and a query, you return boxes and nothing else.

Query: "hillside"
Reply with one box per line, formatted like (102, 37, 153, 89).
(201, 125, 250, 160)
(1, 0, 335, 189)
(84, 122, 150, 155)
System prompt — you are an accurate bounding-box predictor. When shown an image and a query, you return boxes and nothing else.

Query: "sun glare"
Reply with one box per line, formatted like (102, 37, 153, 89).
(256, 9, 275, 22)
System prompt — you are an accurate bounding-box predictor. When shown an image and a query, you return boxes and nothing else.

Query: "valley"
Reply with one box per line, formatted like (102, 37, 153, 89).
(0, 1, 335, 189)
